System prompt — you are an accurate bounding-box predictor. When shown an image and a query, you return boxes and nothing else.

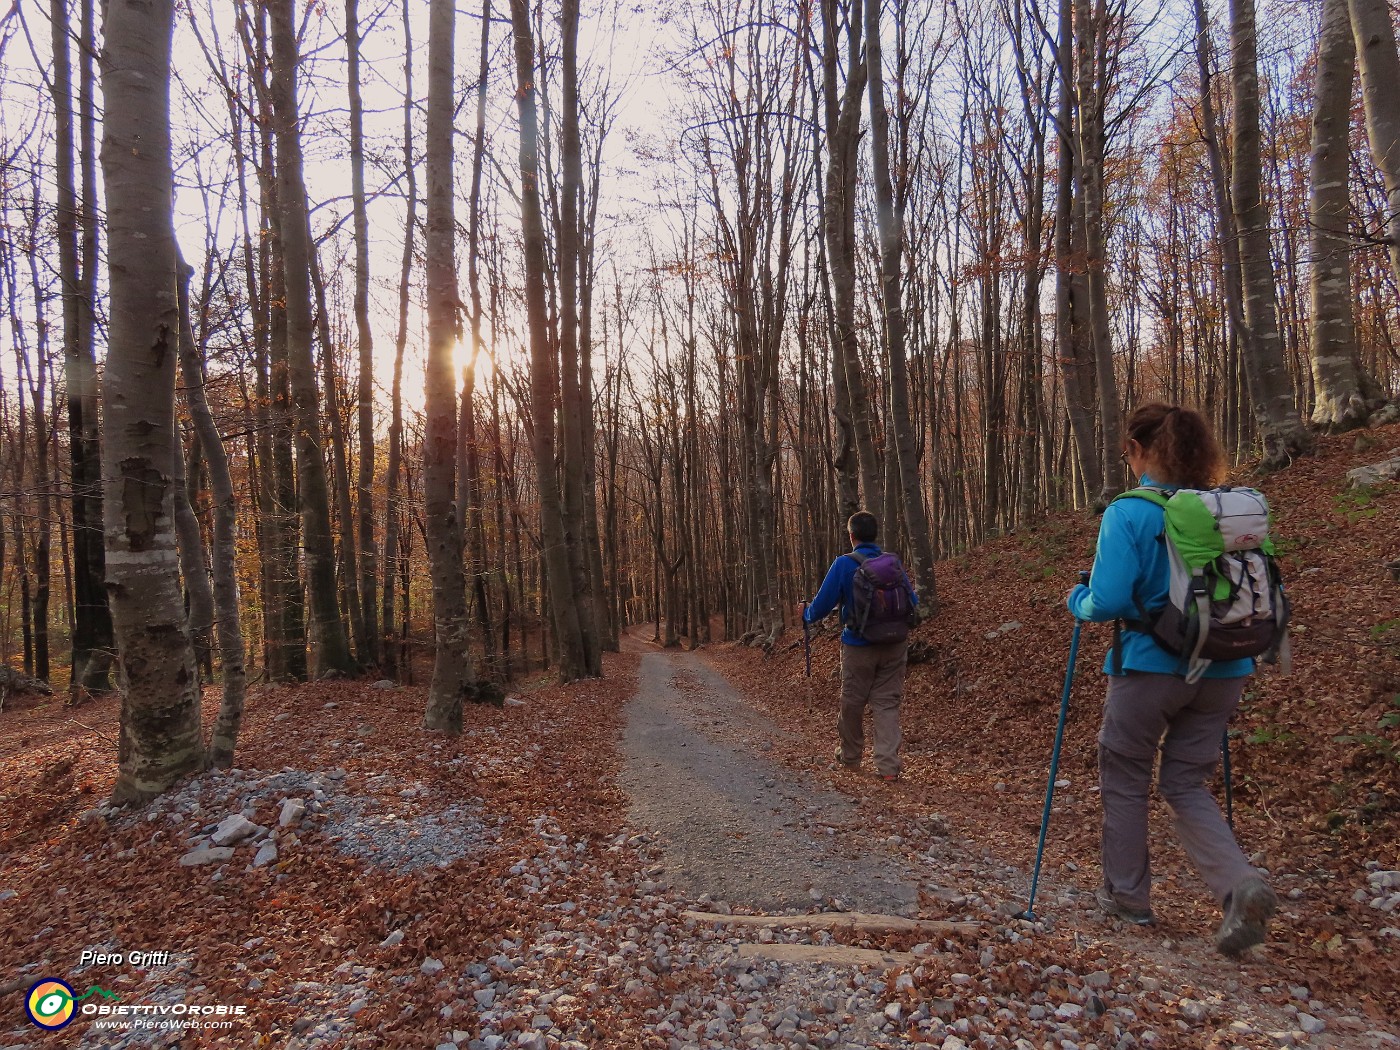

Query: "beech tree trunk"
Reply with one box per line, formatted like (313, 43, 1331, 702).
(423, 0, 476, 733)
(381, 0, 416, 682)
(309, 240, 364, 655)
(175, 256, 247, 768)
(558, 0, 604, 676)
(820, 0, 880, 513)
(170, 410, 214, 676)
(1228, 0, 1314, 466)
(1194, 0, 1252, 446)
(864, 0, 936, 608)
(462, 0, 498, 677)
(346, 0, 379, 668)
(246, 5, 306, 683)
(1053, 0, 1101, 500)
(1074, 0, 1124, 503)
(100, 0, 205, 803)
(1310, 0, 1382, 430)
(509, 0, 588, 680)
(267, 0, 355, 675)
(1349, 0, 1400, 290)
(52, 0, 113, 694)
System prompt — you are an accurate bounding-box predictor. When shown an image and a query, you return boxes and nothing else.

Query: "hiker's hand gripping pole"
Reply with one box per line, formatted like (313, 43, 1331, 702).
(1016, 569, 1090, 922)
(801, 601, 812, 678)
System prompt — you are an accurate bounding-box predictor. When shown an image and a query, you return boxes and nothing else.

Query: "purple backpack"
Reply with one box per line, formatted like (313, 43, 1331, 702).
(847, 551, 916, 644)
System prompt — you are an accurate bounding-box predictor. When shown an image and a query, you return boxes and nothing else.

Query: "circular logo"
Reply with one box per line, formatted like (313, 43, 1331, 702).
(26, 979, 76, 1030)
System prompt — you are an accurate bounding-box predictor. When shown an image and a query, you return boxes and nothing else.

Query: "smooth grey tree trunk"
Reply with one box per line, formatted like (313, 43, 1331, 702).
(1311, 0, 1383, 430)
(461, 0, 498, 677)
(170, 411, 214, 675)
(1349, 0, 1400, 289)
(308, 239, 364, 659)
(1075, 0, 1124, 504)
(864, 0, 936, 609)
(558, 0, 604, 676)
(268, 0, 355, 675)
(509, 0, 588, 680)
(100, 0, 205, 803)
(1194, 0, 1251, 446)
(346, 0, 379, 668)
(51, 0, 113, 694)
(176, 257, 247, 768)
(820, 0, 880, 514)
(1229, 0, 1314, 466)
(423, 0, 477, 733)
(381, 0, 416, 682)
(1053, 0, 1101, 500)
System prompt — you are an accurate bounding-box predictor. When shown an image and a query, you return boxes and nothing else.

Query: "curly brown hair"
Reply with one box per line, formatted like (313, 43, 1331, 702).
(1124, 402, 1225, 490)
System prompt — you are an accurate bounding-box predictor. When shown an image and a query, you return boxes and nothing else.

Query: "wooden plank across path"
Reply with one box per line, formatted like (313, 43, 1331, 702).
(682, 909, 979, 937)
(735, 943, 919, 967)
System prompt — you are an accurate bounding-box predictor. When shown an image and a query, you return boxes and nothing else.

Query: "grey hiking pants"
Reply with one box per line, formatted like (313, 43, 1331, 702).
(1098, 672, 1259, 913)
(838, 641, 907, 777)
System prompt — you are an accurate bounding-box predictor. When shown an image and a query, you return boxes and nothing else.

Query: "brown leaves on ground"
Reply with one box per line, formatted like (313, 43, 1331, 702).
(0, 424, 1395, 1048)
(0, 656, 652, 1047)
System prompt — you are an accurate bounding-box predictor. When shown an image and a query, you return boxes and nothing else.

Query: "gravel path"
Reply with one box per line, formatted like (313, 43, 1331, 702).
(611, 645, 1400, 1050)
(621, 651, 918, 916)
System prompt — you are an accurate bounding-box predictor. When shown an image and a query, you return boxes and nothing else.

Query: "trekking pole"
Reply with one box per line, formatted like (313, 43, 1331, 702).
(1015, 569, 1091, 923)
(1221, 730, 1234, 828)
(801, 601, 812, 678)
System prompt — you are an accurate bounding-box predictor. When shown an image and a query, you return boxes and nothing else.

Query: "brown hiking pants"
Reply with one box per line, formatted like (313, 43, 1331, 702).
(837, 641, 907, 777)
(1098, 672, 1260, 913)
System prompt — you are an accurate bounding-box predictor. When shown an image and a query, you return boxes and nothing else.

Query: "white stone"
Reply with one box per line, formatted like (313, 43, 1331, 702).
(1297, 1014, 1325, 1036)
(380, 930, 405, 948)
(421, 957, 444, 976)
(1346, 459, 1400, 489)
(211, 814, 260, 846)
(372, 679, 396, 689)
(252, 842, 278, 868)
(1179, 998, 1209, 1024)
(279, 798, 307, 828)
(180, 846, 236, 866)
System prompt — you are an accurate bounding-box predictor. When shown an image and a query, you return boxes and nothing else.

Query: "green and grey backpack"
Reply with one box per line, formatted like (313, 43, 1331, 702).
(1113, 485, 1291, 683)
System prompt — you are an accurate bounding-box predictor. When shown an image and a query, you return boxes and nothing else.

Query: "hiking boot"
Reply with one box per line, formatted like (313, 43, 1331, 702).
(1215, 876, 1277, 956)
(834, 747, 859, 770)
(1096, 886, 1155, 926)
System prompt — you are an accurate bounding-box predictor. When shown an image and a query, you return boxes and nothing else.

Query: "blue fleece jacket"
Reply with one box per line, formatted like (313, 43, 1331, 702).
(804, 543, 919, 646)
(1067, 475, 1253, 678)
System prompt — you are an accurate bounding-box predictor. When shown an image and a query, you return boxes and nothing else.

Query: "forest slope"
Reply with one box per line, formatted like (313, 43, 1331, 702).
(715, 422, 1400, 1018)
(0, 425, 1394, 1049)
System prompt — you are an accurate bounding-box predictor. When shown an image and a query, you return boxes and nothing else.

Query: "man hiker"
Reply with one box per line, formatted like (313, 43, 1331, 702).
(803, 511, 918, 781)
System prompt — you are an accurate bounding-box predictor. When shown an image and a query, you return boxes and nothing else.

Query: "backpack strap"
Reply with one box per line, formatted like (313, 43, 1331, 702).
(1183, 569, 1213, 684)
(843, 550, 869, 632)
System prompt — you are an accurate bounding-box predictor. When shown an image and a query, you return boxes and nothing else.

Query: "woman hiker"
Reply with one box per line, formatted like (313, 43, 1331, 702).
(1066, 402, 1278, 956)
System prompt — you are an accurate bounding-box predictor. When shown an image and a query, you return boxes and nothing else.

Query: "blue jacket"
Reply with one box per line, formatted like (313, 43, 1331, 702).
(805, 543, 919, 646)
(1067, 474, 1253, 678)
